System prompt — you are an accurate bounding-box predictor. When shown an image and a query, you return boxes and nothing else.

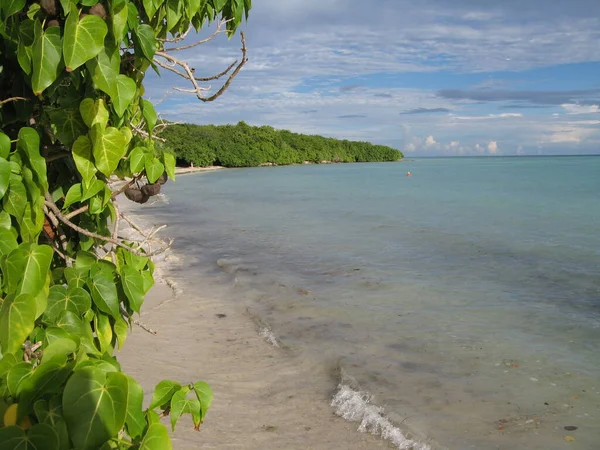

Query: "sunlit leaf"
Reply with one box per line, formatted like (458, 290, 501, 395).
(91, 125, 127, 176)
(170, 388, 200, 431)
(139, 423, 172, 450)
(145, 156, 164, 183)
(88, 266, 120, 318)
(120, 265, 145, 313)
(163, 152, 176, 181)
(44, 285, 91, 323)
(72, 135, 98, 188)
(31, 21, 63, 95)
(112, 75, 137, 117)
(149, 380, 180, 409)
(63, 4, 108, 71)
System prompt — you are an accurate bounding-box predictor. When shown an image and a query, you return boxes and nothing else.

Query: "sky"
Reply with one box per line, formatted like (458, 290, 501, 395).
(147, 0, 600, 156)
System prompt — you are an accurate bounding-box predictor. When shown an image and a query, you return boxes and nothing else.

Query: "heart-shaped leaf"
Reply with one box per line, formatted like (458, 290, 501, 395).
(41, 338, 78, 365)
(170, 389, 200, 431)
(0, 423, 59, 450)
(91, 125, 127, 177)
(63, 4, 108, 71)
(18, 361, 73, 417)
(88, 266, 120, 318)
(141, 99, 157, 131)
(0, 293, 36, 355)
(0, 228, 18, 256)
(113, 315, 128, 350)
(110, 0, 129, 42)
(136, 24, 156, 60)
(193, 381, 213, 421)
(111, 75, 136, 117)
(145, 156, 164, 183)
(86, 43, 120, 97)
(163, 152, 176, 181)
(31, 21, 63, 95)
(2, 0, 26, 18)
(128, 147, 146, 173)
(63, 183, 82, 209)
(62, 367, 128, 450)
(47, 107, 87, 147)
(72, 135, 97, 187)
(120, 265, 145, 313)
(17, 127, 47, 191)
(3, 176, 27, 220)
(44, 285, 92, 323)
(80, 98, 109, 129)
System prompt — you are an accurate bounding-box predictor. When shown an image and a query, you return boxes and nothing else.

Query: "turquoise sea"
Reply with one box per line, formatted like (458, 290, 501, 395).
(142, 156, 600, 449)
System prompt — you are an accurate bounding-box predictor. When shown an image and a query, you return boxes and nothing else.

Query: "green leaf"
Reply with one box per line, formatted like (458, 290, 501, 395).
(64, 266, 88, 289)
(149, 380, 180, 409)
(166, 0, 183, 31)
(139, 423, 172, 450)
(41, 338, 78, 364)
(79, 98, 109, 129)
(0, 293, 36, 355)
(62, 367, 128, 450)
(89, 267, 120, 318)
(3, 176, 27, 220)
(44, 285, 92, 323)
(142, 0, 158, 19)
(141, 270, 154, 294)
(193, 381, 213, 421)
(17, 127, 47, 191)
(29, 423, 61, 450)
(54, 311, 97, 354)
(0, 353, 18, 378)
(18, 361, 73, 417)
(120, 265, 145, 313)
(163, 152, 176, 181)
(110, 0, 129, 42)
(31, 21, 63, 95)
(81, 178, 104, 202)
(75, 251, 97, 270)
(95, 313, 112, 353)
(0, 228, 18, 256)
(91, 125, 127, 176)
(124, 375, 145, 439)
(6, 362, 33, 396)
(141, 99, 158, 131)
(128, 147, 146, 173)
(113, 315, 128, 350)
(170, 389, 200, 431)
(0, 132, 10, 159)
(63, 183, 82, 209)
(47, 108, 87, 147)
(112, 75, 137, 117)
(86, 43, 120, 97)
(5, 243, 54, 298)
(2, 0, 26, 18)
(0, 211, 12, 229)
(0, 157, 10, 200)
(72, 135, 98, 187)
(135, 24, 157, 60)
(145, 156, 164, 183)
(63, 4, 108, 71)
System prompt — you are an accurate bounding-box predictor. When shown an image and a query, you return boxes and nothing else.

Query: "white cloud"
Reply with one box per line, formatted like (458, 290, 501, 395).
(488, 141, 499, 154)
(561, 104, 600, 114)
(425, 136, 437, 146)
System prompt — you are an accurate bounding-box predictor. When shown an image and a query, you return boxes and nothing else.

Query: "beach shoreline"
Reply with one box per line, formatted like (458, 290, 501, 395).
(116, 196, 393, 449)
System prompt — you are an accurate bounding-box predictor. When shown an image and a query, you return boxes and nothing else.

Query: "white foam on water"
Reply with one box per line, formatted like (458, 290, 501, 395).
(331, 384, 432, 450)
(259, 327, 280, 347)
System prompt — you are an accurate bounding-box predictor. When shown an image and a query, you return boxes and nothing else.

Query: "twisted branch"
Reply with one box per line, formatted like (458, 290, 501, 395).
(153, 32, 247, 102)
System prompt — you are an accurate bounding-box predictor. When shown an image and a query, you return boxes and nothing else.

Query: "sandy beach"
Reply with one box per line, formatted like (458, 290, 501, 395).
(116, 199, 391, 449)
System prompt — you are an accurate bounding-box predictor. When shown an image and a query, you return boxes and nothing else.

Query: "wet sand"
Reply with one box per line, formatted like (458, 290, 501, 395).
(117, 202, 390, 449)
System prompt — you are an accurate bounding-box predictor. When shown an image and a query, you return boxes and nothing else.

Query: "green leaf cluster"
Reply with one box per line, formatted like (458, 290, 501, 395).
(0, 0, 249, 448)
(161, 121, 404, 168)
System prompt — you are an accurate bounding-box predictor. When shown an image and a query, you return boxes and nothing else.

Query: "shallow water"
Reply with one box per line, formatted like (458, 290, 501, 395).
(140, 157, 600, 449)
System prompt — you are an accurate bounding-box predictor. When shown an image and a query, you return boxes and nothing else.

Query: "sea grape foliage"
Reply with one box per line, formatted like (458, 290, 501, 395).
(0, 0, 250, 448)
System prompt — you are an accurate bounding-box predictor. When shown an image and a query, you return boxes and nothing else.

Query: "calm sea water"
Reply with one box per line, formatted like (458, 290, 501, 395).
(143, 157, 600, 449)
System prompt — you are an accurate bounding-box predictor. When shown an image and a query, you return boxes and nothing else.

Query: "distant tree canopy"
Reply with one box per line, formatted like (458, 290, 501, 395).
(161, 122, 403, 167)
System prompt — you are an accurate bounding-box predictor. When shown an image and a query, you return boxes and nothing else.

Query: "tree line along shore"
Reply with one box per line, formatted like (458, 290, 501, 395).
(160, 121, 403, 168)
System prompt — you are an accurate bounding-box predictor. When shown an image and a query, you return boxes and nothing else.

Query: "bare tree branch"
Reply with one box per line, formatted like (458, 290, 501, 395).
(0, 96, 28, 106)
(163, 19, 232, 52)
(153, 32, 248, 102)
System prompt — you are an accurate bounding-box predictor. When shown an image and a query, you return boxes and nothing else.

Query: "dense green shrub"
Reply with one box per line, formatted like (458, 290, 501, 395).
(161, 122, 403, 167)
(0, 0, 250, 448)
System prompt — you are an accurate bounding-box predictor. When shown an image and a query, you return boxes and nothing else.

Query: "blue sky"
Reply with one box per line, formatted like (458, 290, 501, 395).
(148, 0, 600, 156)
